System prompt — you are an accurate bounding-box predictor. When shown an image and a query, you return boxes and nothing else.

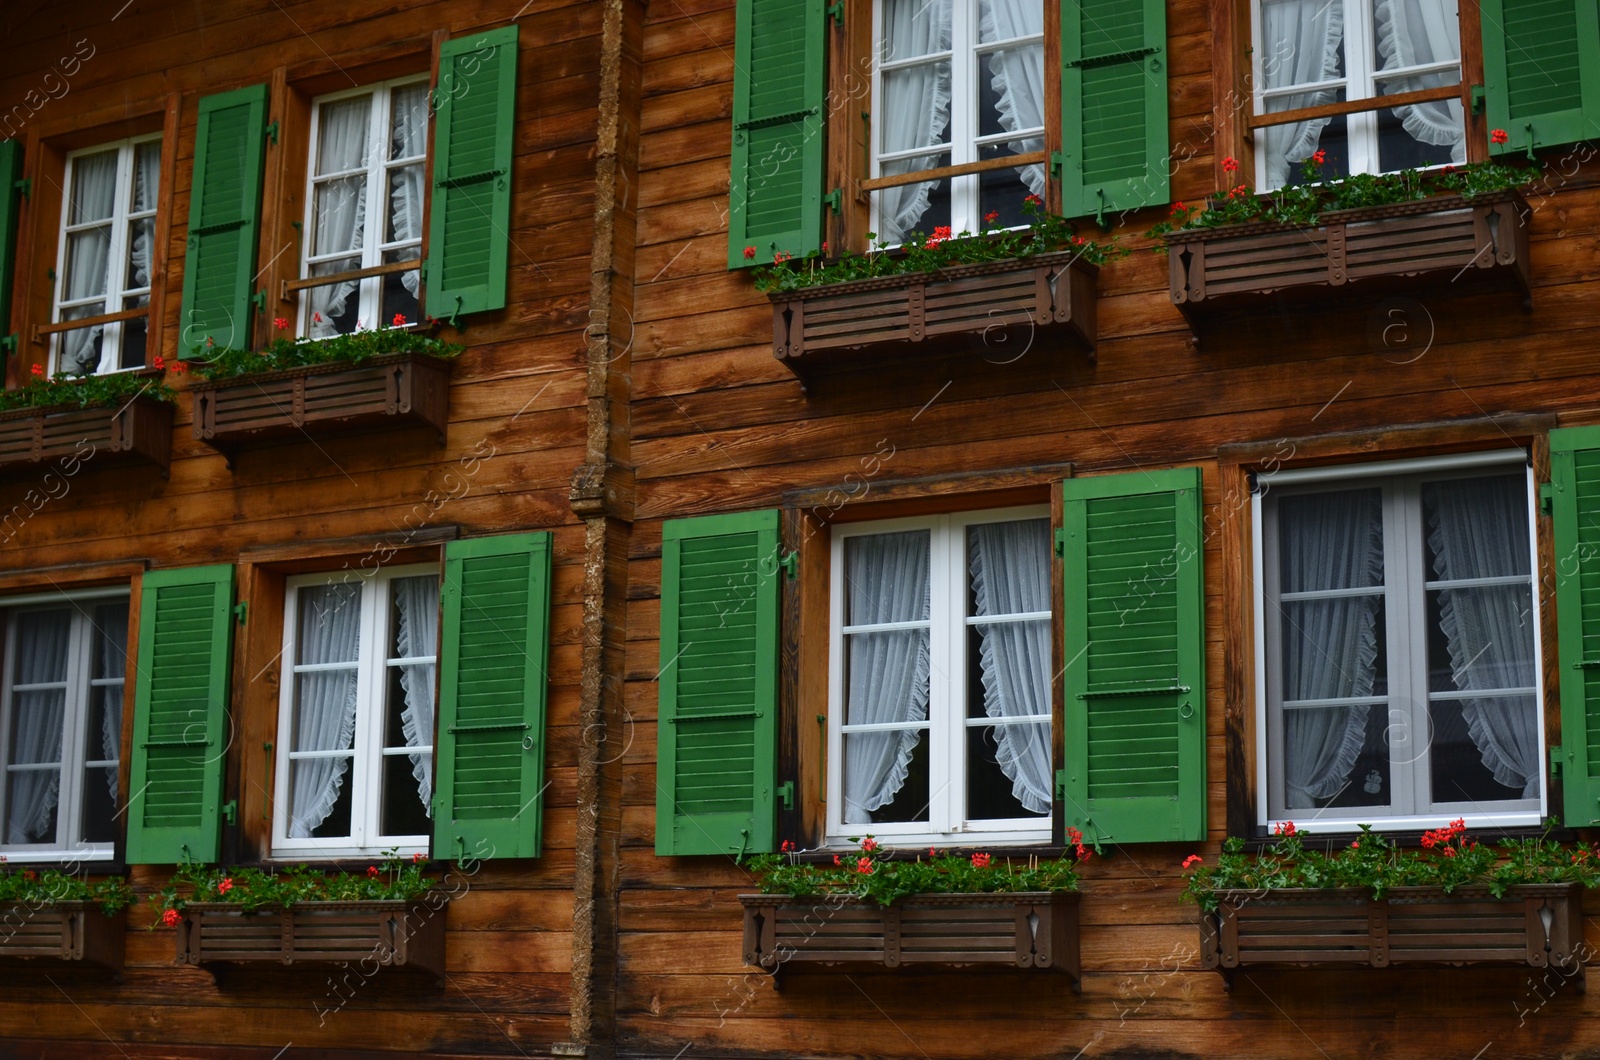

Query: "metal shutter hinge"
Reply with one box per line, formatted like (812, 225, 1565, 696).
(250, 290, 266, 313)
(233, 601, 248, 625)
(1540, 481, 1554, 514)
(1053, 527, 1066, 557)
(1551, 746, 1562, 778)
(824, 187, 842, 215)
(221, 800, 238, 825)
(827, 0, 844, 25)
(1054, 769, 1068, 800)
(264, 120, 279, 145)
(0, 334, 15, 356)
(777, 781, 795, 810)
(779, 550, 799, 578)
(1470, 85, 1485, 115)
(13, 177, 28, 199)
(1050, 150, 1064, 178)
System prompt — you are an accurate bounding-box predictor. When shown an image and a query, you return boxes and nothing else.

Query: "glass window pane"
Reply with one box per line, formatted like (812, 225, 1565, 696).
(296, 583, 362, 665)
(389, 84, 429, 162)
(306, 257, 363, 338)
(1375, 102, 1464, 172)
(6, 766, 61, 845)
(55, 306, 107, 376)
(845, 530, 930, 626)
(1260, 108, 1351, 188)
(316, 95, 373, 176)
(382, 248, 421, 326)
(1429, 696, 1537, 803)
(842, 729, 929, 824)
(1283, 702, 1388, 809)
(125, 217, 155, 293)
(118, 295, 150, 370)
(287, 757, 354, 839)
(64, 227, 113, 302)
(979, 0, 1041, 42)
(130, 141, 161, 214)
(312, 176, 367, 258)
(384, 163, 425, 244)
(967, 722, 1051, 819)
(1278, 488, 1384, 592)
(91, 602, 128, 682)
(68, 150, 119, 224)
(873, 167, 951, 247)
(979, 43, 1044, 142)
(881, 0, 950, 62)
(380, 751, 432, 837)
(14, 610, 73, 685)
(80, 764, 118, 844)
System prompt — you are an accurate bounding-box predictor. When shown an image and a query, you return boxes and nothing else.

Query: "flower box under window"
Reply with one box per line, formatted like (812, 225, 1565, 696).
(0, 903, 126, 972)
(190, 352, 451, 466)
(739, 891, 1079, 987)
(1199, 883, 1582, 981)
(1165, 191, 1530, 324)
(768, 253, 1097, 388)
(0, 396, 171, 479)
(176, 898, 446, 981)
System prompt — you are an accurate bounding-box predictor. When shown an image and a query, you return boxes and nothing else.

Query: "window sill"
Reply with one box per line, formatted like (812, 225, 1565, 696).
(1237, 822, 1568, 853)
(1165, 190, 1532, 326)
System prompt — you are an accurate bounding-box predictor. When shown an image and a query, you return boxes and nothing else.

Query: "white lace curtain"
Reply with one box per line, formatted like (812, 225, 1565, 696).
(96, 604, 127, 802)
(969, 520, 1053, 814)
(6, 610, 71, 844)
(288, 583, 362, 838)
(59, 151, 119, 374)
(1260, 0, 1464, 186)
(1426, 477, 1540, 798)
(393, 575, 439, 814)
(843, 531, 932, 824)
(309, 97, 371, 337)
(877, 0, 1045, 244)
(1281, 490, 1384, 807)
(389, 84, 428, 301)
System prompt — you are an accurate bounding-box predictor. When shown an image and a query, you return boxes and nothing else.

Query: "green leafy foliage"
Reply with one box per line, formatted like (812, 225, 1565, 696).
(0, 865, 134, 914)
(0, 369, 175, 413)
(190, 324, 463, 382)
(749, 196, 1124, 294)
(1181, 820, 1600, 912)
(1146, 154, 1539, 246)
(743, 834, 1089, 907)
(151, 852, 433, 925)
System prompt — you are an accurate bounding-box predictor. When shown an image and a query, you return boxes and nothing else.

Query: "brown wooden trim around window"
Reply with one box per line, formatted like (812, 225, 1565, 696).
(0, 559, 147, 596)
(1218, 460, 1258, 837)
(1217, 413, 1556, 469)
(1248, 84, 1462, 130)
(238, 524, 458, 570)
(280, 257, 422, 300)
(784, 461, 1074, 516)
(859, 152, 1051, 193)
(32, 305, 148, 343)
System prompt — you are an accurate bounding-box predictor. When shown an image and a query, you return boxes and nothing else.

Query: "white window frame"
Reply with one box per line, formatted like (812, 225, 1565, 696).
(870, 0, 1046, 241)
(1250, 0, 1464, 189)
(827, 505, 1053, 847)
(1251, 449, 1545, 834)
(272, 565, 436, 859)
(51, 135, 161, 375)
(0, 587, 129, 864)
(297, 74, 429, 336)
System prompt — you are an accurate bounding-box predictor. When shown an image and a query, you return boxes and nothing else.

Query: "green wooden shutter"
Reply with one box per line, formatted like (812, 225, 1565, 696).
(179, 84, 267, 355)
(1060, 467, 1204, 845)
(1059, 0, 1169, 222)
(0, 140, 21, 350)
(1549, 427, 1600, 825)
(656, 511, 780, 855)
(727, 0, 825, 269)
(1481, 0, 1600, 157)
(434, 532, 551, 860)
(126, 565, 236, 864)
(424, 25, 519, 320)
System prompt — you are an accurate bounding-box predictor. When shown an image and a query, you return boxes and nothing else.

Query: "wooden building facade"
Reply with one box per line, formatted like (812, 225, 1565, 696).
(0, 0, 1599, 1056)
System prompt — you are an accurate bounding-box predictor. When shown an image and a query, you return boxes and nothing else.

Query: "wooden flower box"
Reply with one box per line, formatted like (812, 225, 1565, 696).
(190, 352, 452, 466)
(739, 891, 1079, 987)
(0, 902, 126, 972)
(0, 396, 172, 479)
(177, 898, 447, 981)
(768, 252, 1097, 388)
(1165, 190, 1531, 325)
(1199, 883, 1583, 982)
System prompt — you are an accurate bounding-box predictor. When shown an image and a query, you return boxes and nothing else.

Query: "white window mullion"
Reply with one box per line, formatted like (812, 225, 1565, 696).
(55, 612, 92, 850)
(352, 576, 384, 848)
(928, 515, 956, 835)
(97, 144, 133, 375)
(361, 87, 390, 325)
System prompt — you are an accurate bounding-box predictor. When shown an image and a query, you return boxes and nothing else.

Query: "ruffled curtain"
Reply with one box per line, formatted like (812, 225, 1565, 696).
(95, 603, 127, 801)
(392, 575, 439, 814)
(969, 520, 1053, 814)
(308, 96, 371, 338)
(58, 151, 118, 374)
(1374, 0, 1466, 163)
(980, 0, 1047, 197)
(876, 0, 953, 245)
(843, 531, 932, 824)
(1280, 490, 1384, 806)
(1259, 0, 1345, 187)
(389, 83, 428, 300)
(1426, 477, 1539, 798)
(287, 583, 362, 838)
(5, 610, 71, 845)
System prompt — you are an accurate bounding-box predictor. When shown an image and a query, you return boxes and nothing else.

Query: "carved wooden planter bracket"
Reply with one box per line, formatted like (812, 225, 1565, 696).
(1199, 883, 1583, 989)
(768, 252, 1098, 390)
(0, 902, 126, 973)
(190, 352, 452, 468)
(0, 397, 172, 480)
(1165, 190, 1532, 330)
(739, 891, 1080, 989)
(177, 899, 447, 984)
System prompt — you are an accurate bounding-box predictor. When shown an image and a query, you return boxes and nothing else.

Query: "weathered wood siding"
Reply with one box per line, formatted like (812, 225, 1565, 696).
(618, 0, 1600, 1057)
(0, 0, 598, 1054)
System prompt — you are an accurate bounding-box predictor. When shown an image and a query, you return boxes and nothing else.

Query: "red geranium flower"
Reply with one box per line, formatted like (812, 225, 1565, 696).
(1221, 156, 1239, 173)
(273, 317, 289, 330)
(217, 877, 233, 895)
(856, 857, 873, 874)
(392, 313, 407, 327)
(1311, 149, 1326, 165)
(860, 837, 879, 853)
(1182, 854, 1202, 869)
(1024, 194, 1043, 206)
(832, 855, 841, 866)
(162, 908, 180, 927)
(1273, 821, 1297, 837)
(170, 359, 188, 374)
(984, 210, 999, 223)
(153, 355, 165, 371)
(1491, 128, 1509, 145)
(412, 852, 426, 863)
(367, 865, 380, 878)
(970, 852, 992, 869)
(743, 246, 756, 260)
(1171, 201, 1185, 215)
(312, 312, 322, 323)
(29, 363, 42, 377)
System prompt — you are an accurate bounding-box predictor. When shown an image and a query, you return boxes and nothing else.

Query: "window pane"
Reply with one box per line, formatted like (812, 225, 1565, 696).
(881, 0, 950, 62)
(288, 757, 353, 839)
(1376, 102, 1464, 172)
(978, 43, 1044, 142)
(381, 248, 421, 326)
(1429, 696, 1537, 803)
(1278, 489, 1384, 592)
(385, 163, 425, 244)
(967, 722, 1051, 819)
(389, 84, 429, 162)
(845, 531, 930, 626)
(80, 765, 118, 844)
(118, 294, 149, 370)
(130, 140, 161, 214)
(6, 693, 65, 846)
(306, 257, 363, 337)
(68, 150, 119, 224)
(287, 582, 361, 840)
(55, 305, 106, 376)
(1371, 0, 1463, 172)
(14, 610, 72, 685)
(82, 601, 127, 841)
(64, 227, 112, 302)
(384, 575, 437, 824)
(297, 583, 362, 664)
(381, 751, 432, 837)
(312, 177, 367, 258)
(126, 217, 155, 293)
(316, 95, 373, 176)
(977, 146, 1043, 228)
(1284, 702, 1388, 809)
(843, 729, 929, 824)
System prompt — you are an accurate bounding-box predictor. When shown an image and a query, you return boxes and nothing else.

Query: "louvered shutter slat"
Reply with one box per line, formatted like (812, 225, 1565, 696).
(1481, 0, 1600, 155)
(1549, 428, 1600, 824)
(1060, 0, 1169, 221)
(1061, 468, 1204, 845)
(425, 25, 518, 319)
(434, 533, 551, 861)
(727, 0, 825, 269)
(126, 565, 236, 864)
(179, 85, 267, 355)
(656, 511, 780, 855)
